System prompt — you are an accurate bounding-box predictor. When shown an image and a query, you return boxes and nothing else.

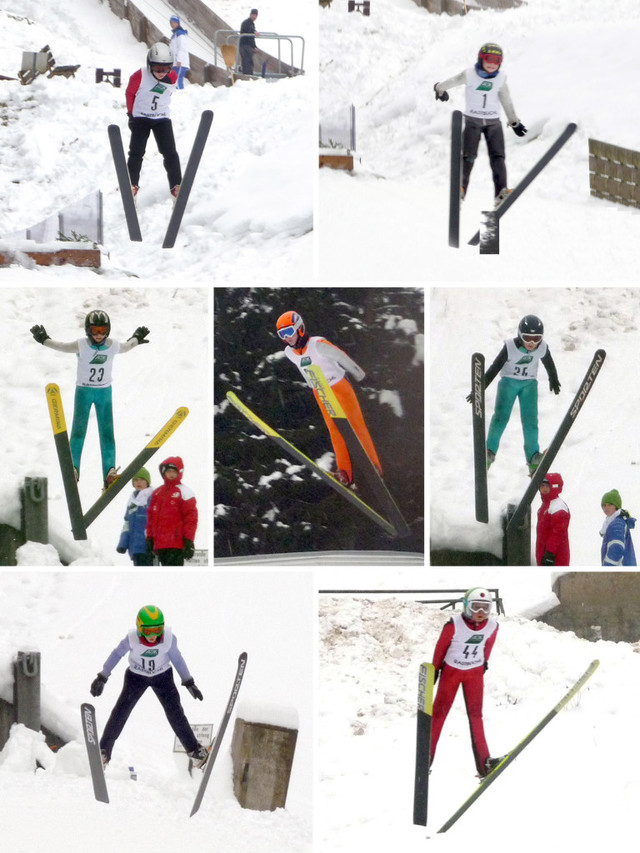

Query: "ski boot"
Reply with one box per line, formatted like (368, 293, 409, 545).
(103, 468, 119, 491)
(73, 467, 79, 482)
(170, 184, 181, 205)
(460, 186, 466, 202)
(480, 755, 506, 779)
(100, 749, 110, 768)
(189, 744, 210, 769)
(487, 450, 496, 470)
(332, 469, 356, 490)
(527, 452, 543, 476)
(494, 188, 512, 208)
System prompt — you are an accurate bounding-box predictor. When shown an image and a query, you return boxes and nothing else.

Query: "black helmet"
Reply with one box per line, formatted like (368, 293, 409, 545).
(518, 315, 543, 339)
(85, 309, 111, 343)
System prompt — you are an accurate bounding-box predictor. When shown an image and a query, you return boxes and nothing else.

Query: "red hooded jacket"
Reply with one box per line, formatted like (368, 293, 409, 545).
(536, 472, 570, 566)
(146, 456, 198, 550)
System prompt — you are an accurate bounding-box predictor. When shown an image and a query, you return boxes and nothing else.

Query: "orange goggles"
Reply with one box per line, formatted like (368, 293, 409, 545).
(140, 624, 164, 637)
(90, 326, 109, 336)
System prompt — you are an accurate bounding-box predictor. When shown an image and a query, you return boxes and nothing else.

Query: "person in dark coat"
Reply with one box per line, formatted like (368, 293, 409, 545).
(240, 9, 259, 74)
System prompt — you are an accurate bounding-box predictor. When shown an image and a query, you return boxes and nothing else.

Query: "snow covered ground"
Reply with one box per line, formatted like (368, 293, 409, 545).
(318, 568, 640, 850)
(0, 571, 313, 852)
(319, 0, 640, 280)
(430, 286, 640, 565)
(0, 0, 314, 281)
(0, 285, 209, 566)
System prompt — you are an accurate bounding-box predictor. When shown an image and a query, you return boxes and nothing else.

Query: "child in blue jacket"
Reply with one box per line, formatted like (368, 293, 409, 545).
(117, 468, 154, 565)
(600, 489, 637, 566)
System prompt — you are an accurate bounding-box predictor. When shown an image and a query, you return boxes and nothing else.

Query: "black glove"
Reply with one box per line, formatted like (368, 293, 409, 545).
(541, 550, 556, 566)
(146, 537, 155, 555)
(30, 324, 50, 344)
(127, 113, 135, 131)
(90, 672, 108, 697)
(549, 378, 561, 395)
(433, 83, 449, 102)
(183, 539, 195, 561)
(483, 661, 489, 672)
(466, 393, 472, 403)
(433, 668, 440, 684)
(183, 678, 203, 700)
(510, 121, 527, 137)
(116, 546, 127, 554)
(130, 326, 150, 345)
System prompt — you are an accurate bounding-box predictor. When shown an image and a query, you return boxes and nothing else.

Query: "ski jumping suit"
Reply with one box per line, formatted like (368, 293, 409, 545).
(284, 336, 382, 481)
(430, 612, 499, 776)
(601, 510, 637, 566)
(536, 472, 570, 566)
(434, 64, 520, 196)
(98, 627, 201, 761)
(41, 336, 141, 478)
(483, 337, 559, 464)
(126, 67, 181, 189)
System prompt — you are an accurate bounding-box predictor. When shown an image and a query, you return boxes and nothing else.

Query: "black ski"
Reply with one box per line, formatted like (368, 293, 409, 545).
(82, 407, 189, 528)
(191, 652, 247, 817)
(107, 124, 143, 242)
(471, 354, 488, 523)
(438, 660, 599, 833)
(45, 384, 87, 540)
(468, 122, 577, 246)
(413, 662, 435, 826)
(302, 364, 411, 537)
(163, 110, 213, 249)
(506, 349, 606, 532)
(81, 702, 109, 803)
(226, 391, 398, 537)
(449, 110, 463, 248)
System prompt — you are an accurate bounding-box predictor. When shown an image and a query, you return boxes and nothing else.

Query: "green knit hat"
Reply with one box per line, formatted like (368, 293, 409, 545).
(132, 467, 151, 486)
(601, 489, 621, 509)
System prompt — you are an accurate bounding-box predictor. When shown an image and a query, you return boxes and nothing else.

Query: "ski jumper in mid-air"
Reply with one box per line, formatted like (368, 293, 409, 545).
(472, 314, 560, 475)
(30, 310, 149, 488)
(434, 42, 527, 205)
(89, 605, 208, 765)
(430, 588, 502, 778)
(276, 310, 382, 487)
(126, 42, 181, 199)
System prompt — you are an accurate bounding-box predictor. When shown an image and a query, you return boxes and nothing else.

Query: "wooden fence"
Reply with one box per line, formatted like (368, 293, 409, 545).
(589, 138, 640, 209)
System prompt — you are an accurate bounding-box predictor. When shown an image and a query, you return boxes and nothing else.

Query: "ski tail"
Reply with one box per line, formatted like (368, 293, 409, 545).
(82, 406, 189, 527)
(226, 391, 398, 537)
(506, 349, 606, 532)
(190, 652, 247, 817)
(80, 702, 109, 803)
(163, 110, 213, 249)
(45, 383, 87, 540)
(449, 110, 463, 248)
(413, 662, 435, 826)
(437, 660, 599, 833)
(301, 365, 410, 536)
(468, 122, 578, 246)
(471, 353, 488, 523)
(107, 124, 142, 242)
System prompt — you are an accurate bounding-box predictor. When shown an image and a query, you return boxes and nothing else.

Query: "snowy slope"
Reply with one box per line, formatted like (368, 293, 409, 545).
(0, 286, 209, 566)
(319, 0, 640, 280)
(0, 0, 313, 281)
(430, 286, 640, 565)
(319, 570, 640, 850)
(0, 571, 312, 852)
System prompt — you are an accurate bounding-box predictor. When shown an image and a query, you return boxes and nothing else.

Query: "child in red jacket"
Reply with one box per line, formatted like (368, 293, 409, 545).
(430, 588, 501, 778)
(146, 456, 197, 566)
(536, 472, 570, 566)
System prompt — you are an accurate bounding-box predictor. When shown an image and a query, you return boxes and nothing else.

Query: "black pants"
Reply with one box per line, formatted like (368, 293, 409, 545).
(132, 552, 154, 566)
(127, 117, 182, 189)
(156, 547, 184, 566)
(100, 667, 198, 759)
(462, 117, 507, 196)
(240, 46, 255, 74)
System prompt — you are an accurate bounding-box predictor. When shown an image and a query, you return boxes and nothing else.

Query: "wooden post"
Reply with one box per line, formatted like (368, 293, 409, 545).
(231, 718, 298, 810)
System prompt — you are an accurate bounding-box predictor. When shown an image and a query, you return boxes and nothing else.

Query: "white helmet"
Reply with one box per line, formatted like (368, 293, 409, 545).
(147, 42, 172, 70)
(463, 587, 492, 618)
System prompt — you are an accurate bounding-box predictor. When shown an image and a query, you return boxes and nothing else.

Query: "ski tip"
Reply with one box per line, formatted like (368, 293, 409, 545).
(45, 382, 60, 393)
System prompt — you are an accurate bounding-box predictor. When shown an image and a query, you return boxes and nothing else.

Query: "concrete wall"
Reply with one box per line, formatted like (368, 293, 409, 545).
(540, 572, 640, 642)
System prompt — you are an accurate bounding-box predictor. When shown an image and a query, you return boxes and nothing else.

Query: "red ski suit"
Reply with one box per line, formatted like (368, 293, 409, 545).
(535, 472, 570, 566)
(430, 614, 498, 776)
(146, 456, 198, 550)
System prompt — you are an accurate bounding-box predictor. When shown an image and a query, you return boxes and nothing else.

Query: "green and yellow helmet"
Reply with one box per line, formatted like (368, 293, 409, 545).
(136, 605, 165, 642)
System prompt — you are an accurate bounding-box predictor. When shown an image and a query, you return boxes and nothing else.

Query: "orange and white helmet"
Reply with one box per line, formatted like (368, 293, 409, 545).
(276, 310, 305, 343)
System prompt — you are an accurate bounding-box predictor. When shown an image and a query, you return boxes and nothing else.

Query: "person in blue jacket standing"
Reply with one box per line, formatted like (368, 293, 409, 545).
(169, 14, 190, 89)
(117, 468, 154, 565)
(600, 489, 637, 566)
